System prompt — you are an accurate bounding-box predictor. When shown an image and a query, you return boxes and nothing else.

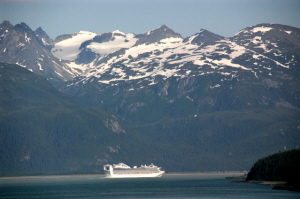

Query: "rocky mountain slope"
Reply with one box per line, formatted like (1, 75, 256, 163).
(48, 24, 299, 86)
(0, 21, 73, 85)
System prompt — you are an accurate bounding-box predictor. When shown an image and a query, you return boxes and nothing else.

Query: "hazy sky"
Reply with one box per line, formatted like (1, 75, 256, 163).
(0, 0, 299, 38)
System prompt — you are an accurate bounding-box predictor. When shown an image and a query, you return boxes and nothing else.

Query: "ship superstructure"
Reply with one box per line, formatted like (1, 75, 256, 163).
(103, 163, 165, 178)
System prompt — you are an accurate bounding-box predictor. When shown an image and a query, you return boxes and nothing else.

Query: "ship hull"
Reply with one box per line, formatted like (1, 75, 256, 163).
(105, 171, 165, 178)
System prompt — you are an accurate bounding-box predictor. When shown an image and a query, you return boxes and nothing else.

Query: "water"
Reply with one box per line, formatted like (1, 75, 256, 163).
(0, 173, 299, 199)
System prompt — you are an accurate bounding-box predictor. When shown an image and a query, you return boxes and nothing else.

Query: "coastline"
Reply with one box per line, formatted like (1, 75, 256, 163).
(0, 171, 246, 180)
(231, 180, 300, 192)
(0, 174, 104, 180)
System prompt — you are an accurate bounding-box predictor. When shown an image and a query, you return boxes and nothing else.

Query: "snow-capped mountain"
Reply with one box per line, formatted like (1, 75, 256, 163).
(183, 29, 224, 46)
(49, 25, 184, 77)
(232, 23, 300, 69)
(62, 23, 299, 89)
(80, 30, 137, 58)
(0, 21, 73, 82)
(134, 24, 182, 45)
(59, 23, 299, 118)
(51, 29, 139, 75)
(52, 30, 97, 61)
(2, 21, 299, 94)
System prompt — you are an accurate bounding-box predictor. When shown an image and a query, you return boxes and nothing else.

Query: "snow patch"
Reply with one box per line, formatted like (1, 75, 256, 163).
(37, 62, 43, 71)
(87, 33, 137, 56)
(247, 49, 289, 69)
(41, 38, 49, 45)
(252, 36, 262, 44)
(186, 96, 194, 102)
(54, 71, 64, 78)
(24, 33, 31, 43)
(256, 43, 270, 52)
(210, 84, 221, 89)
(16, 62, 27, 68)
(251, 27, 272, 33)
(220, 72, 231, 76)
(193, 59, 206, 66)
(122, 37, 183, 59)
(52, 31, 97, 61)
(98, 80, 110, 84)
(16, 42, 25, 48)
(252, 54, 262, 59)
(213, 59, 250, 70)
(234, 29, 248, 36)
(112, 30, 125, 35)
(65, 61, 95, 76)
(228, 42, 246, 59)
(186, 34, 198, 44)
(284, 31, 292, 34)
(160, 37, 183, 43)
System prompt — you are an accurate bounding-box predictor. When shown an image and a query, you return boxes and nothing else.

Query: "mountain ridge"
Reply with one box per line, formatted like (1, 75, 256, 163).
(0, 21, 74, 85)
(2, 21, 299, 84)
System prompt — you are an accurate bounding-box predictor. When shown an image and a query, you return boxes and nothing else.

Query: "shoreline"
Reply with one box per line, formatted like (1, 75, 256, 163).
(0, 174, 104, 180)
(231, 180, 300, 192)
(232, 180, 286, 185)
(0, 171, 246, 180)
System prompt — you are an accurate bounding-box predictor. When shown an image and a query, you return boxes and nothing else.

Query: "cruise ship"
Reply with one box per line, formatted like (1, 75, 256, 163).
(103, 163, 165, 178)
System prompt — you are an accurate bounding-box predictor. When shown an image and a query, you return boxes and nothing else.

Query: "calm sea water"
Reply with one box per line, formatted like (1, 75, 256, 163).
(0, 173, 299, 199)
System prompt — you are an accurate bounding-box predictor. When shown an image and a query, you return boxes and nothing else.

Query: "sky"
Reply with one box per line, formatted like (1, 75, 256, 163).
(0, 0, 299, 39)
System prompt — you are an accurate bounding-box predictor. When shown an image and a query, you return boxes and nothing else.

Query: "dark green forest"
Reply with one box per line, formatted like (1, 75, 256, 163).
(246, 149, 300, 190)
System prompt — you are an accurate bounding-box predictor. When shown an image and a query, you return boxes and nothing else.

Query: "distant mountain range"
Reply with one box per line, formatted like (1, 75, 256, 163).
(0, 21, 300, 175)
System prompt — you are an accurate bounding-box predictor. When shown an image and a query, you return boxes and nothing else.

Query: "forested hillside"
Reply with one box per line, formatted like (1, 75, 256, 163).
(0, 63, 124, 176)
(246, 149, 300, 191)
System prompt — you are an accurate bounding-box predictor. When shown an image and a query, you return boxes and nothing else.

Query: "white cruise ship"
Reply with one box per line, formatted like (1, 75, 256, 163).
(103, 163, 165, 178)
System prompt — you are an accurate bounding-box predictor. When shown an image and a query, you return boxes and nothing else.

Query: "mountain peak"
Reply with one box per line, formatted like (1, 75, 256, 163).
(249, 23, 300, 34)
(0, 20, 13, 29)
(35, 27, 50, 38)
(184, 28, 224, 46)
(78, 30, 96, 35)
(151, 24, 179, 35)
(135, 25, 182, 45)
(198, 28, 212, 33)
(35, 26, 44, 32)
(35, 27, 46, 34)
(14, 22, 32, 32)
(233, 23, 300, 42)
(158, 24, 171, 31)
(35, 27, 53, 49)
(112, 30, 126, 35)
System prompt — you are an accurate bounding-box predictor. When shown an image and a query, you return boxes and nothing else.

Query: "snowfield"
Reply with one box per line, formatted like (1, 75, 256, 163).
(52, 31, 97, 60)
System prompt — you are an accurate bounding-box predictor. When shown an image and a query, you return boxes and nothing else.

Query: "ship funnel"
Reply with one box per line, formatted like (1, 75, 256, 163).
(103, 164, 113, 175)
